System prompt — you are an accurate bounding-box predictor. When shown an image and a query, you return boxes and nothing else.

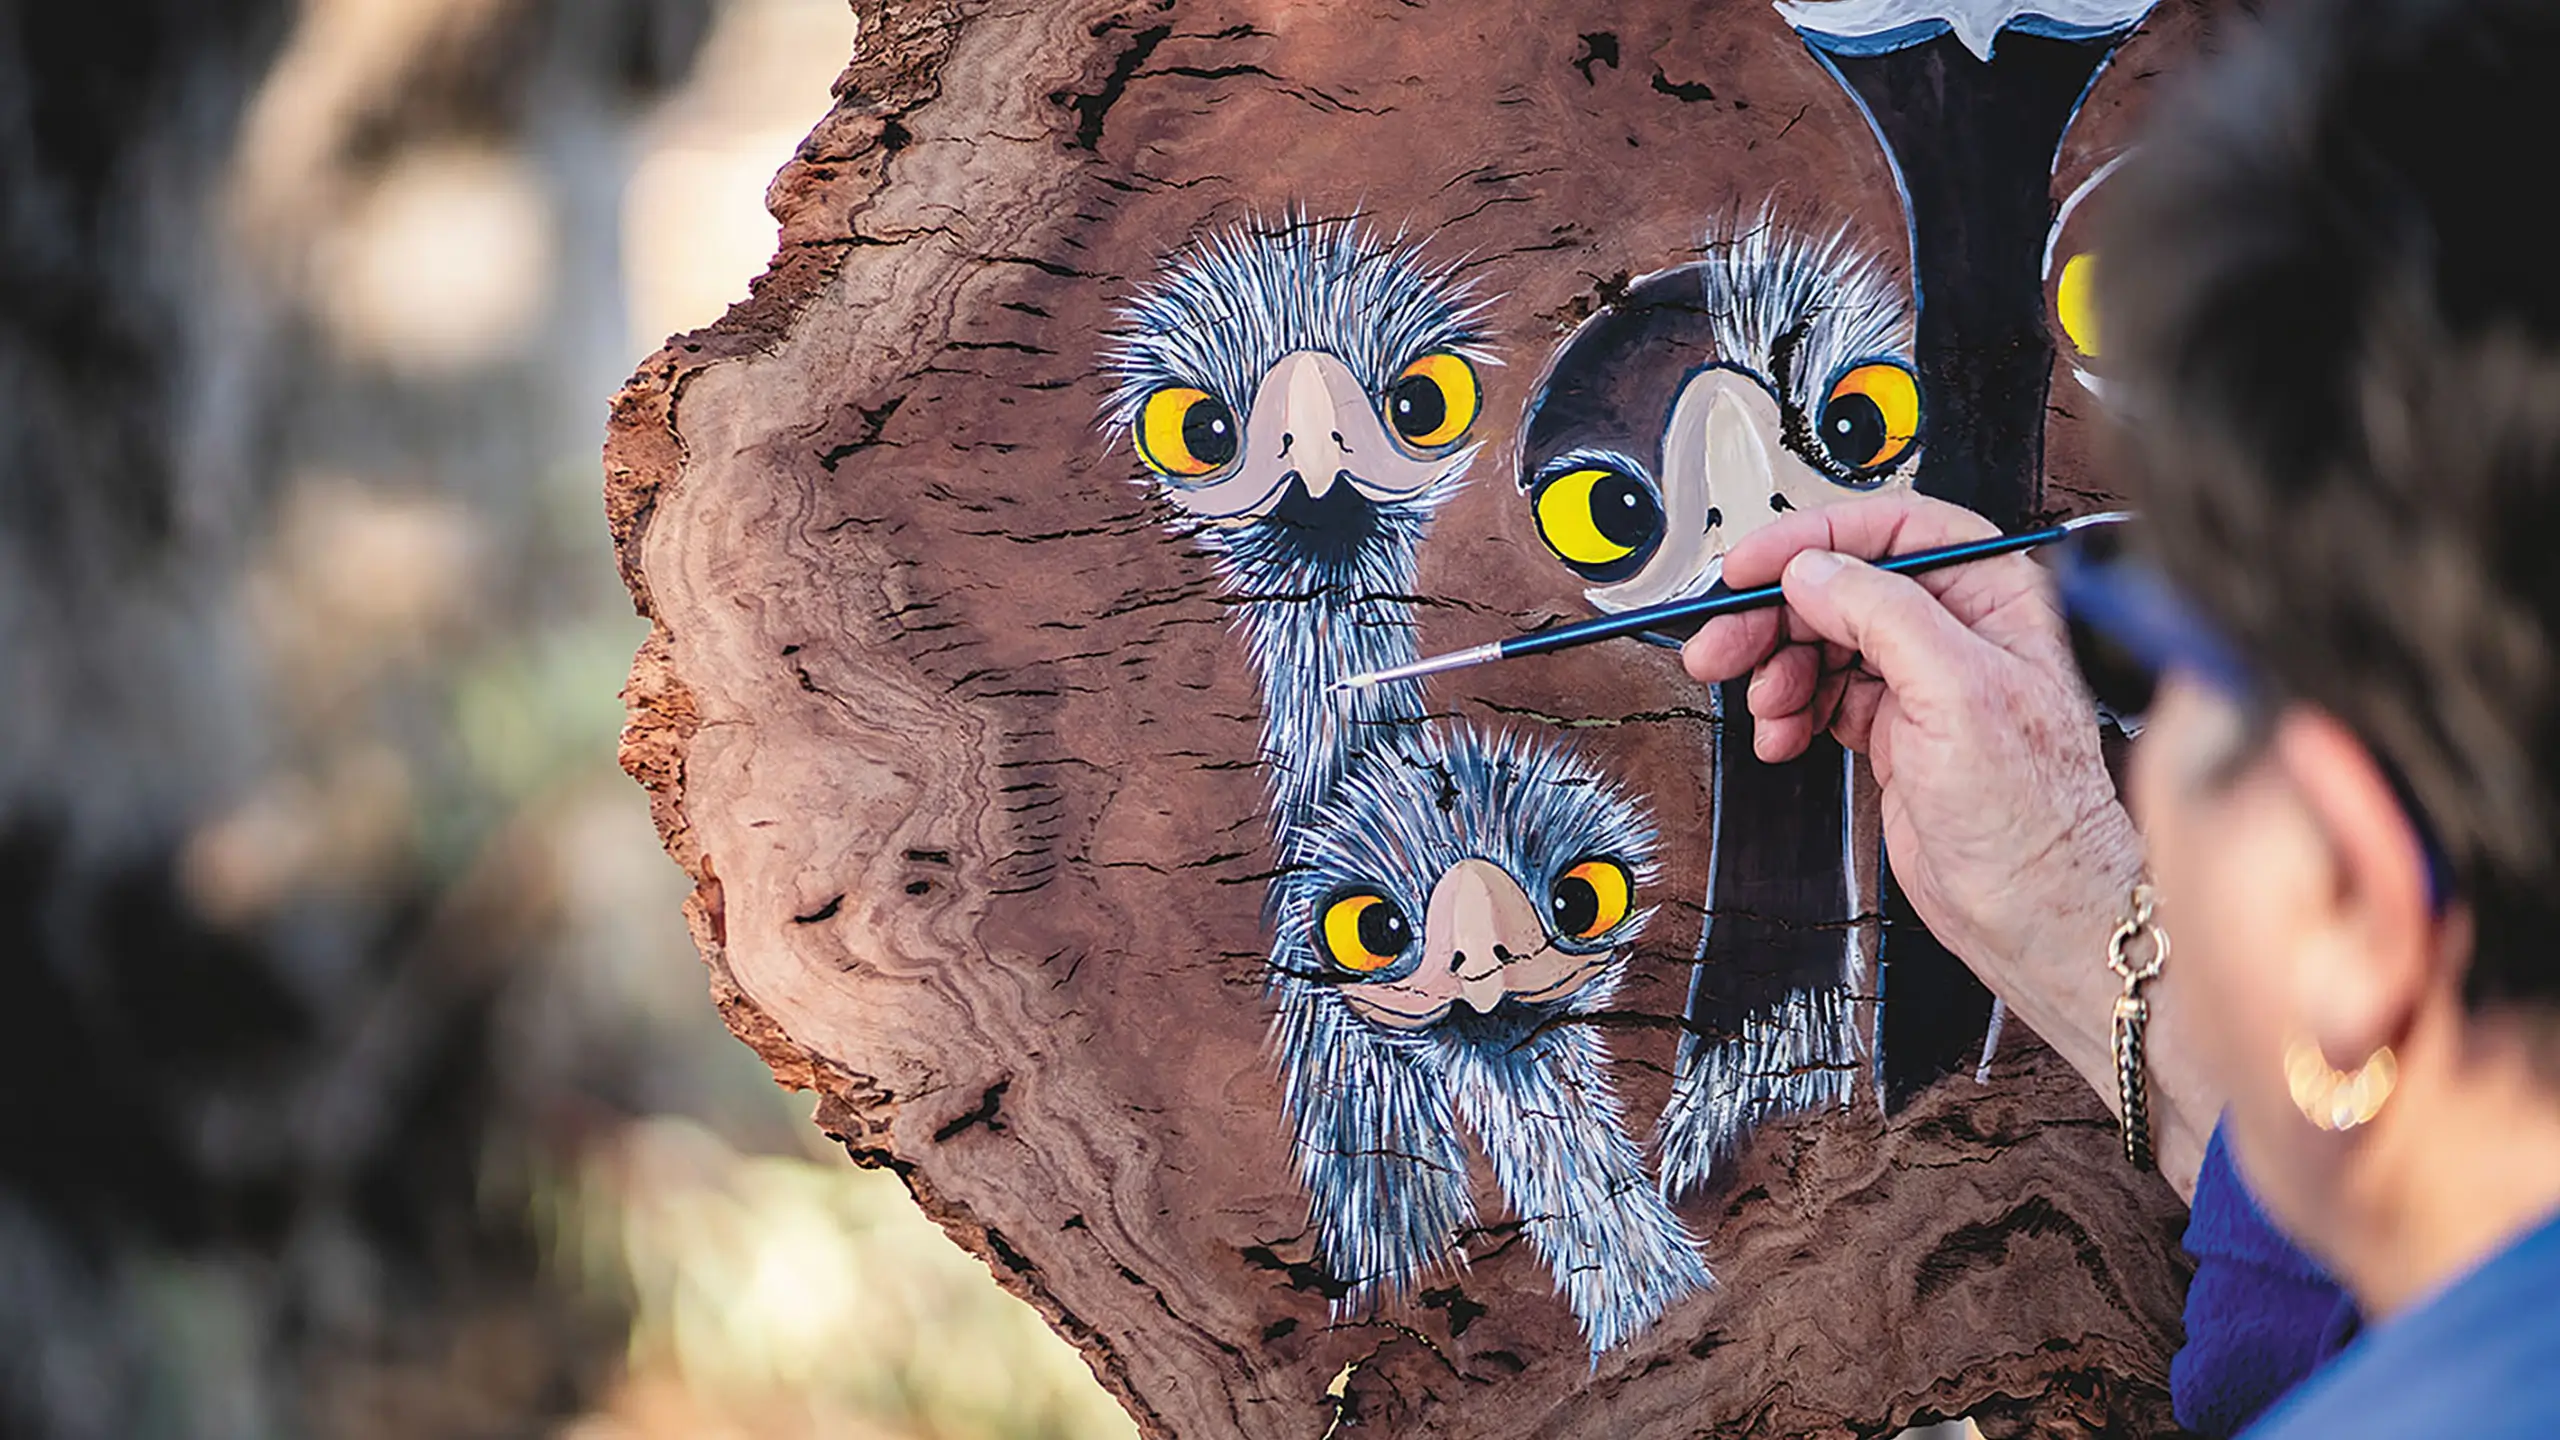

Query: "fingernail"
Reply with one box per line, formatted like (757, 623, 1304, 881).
(1788, 549, 1845, 583)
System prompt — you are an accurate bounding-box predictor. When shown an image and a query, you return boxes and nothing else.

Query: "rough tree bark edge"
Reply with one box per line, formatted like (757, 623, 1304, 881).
(605, 6, 1177, 1434)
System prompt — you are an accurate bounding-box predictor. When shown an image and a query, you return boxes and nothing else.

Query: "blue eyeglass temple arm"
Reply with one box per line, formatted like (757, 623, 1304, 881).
(2055, 541, 2457, 913)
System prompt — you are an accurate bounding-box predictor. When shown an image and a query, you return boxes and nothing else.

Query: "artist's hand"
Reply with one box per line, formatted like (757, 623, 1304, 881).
(1683, 494, 2203, 1190)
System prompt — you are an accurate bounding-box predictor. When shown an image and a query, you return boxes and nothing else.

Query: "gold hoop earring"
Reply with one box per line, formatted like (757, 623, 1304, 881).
(2284, 1037, 2399, 1132)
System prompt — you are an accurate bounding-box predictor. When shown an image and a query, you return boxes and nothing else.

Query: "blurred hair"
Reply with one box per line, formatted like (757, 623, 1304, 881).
(2105, 0, 2560, 1016)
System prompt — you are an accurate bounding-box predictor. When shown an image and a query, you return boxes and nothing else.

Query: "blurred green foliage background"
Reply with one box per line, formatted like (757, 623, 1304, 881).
(0, 1, 1134, 1435)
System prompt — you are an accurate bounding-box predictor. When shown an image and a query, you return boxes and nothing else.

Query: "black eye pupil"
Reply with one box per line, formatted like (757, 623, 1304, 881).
(1182, 396, 1238, 467)
(1589, 473, 1662, 549)
(1388, 374, 1446, 442)
(1819, 392, 1888, 470)
(1356, 902, 1411, 957)
(1551, 876, 1600, 935)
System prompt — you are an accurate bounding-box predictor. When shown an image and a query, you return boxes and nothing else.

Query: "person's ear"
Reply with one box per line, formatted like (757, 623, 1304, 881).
(2267, 708, 2439, 1064)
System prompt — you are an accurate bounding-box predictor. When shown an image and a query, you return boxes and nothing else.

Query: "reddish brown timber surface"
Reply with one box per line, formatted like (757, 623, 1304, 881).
(606, 2, 2214, 1434)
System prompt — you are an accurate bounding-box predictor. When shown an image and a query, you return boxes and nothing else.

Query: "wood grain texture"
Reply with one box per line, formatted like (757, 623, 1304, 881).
(606, 2, 2218, 1434)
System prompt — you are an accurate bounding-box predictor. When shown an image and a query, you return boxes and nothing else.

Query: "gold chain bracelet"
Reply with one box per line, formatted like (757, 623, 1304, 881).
(2107, 881, 2171, 1171)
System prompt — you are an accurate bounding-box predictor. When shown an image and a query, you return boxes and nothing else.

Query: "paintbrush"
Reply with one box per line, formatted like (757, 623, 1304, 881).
(1330, 511, 2131, 693)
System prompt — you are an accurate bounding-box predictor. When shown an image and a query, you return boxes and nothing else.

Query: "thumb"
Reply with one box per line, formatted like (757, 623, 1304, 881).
(1781, 549, 1993, 699)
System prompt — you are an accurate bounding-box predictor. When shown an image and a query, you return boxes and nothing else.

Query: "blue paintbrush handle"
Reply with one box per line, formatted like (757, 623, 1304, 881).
(1500, 516, 2117, 660)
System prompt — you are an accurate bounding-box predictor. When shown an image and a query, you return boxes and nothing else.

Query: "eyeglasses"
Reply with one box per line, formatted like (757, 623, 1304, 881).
(2053, 518, 2455, 910)
(2053, 518, 2253, 722)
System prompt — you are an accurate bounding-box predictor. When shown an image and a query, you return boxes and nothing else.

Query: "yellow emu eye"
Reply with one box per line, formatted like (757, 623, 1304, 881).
(1384, 352, 1480, 449)
(1532, 466, 1663, 578)
(2056, 251, 2101, 360)
(1550, 859, 1632, 940)
(1817, 362, 1921, 474)
(1136, 386, 1239, 477)
(1319, 891, 1413, 975)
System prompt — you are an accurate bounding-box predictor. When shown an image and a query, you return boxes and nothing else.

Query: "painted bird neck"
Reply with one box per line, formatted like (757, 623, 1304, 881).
(1199, 488, 1434, 834)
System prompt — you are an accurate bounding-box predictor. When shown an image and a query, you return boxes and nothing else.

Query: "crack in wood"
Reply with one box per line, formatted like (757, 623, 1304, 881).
(933, 1078, 1013, 1142)
(1650, 68, 1717, 103)
(1051, 22, 1172, 152)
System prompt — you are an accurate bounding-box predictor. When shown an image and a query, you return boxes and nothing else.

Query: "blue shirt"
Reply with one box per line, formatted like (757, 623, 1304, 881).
(2242, 1200, 2560, 1439)
(2173, 1124, 2360, 1435)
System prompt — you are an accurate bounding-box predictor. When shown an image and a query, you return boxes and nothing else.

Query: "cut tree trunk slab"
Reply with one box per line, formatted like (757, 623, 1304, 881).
(607, 2, 2211, 1435)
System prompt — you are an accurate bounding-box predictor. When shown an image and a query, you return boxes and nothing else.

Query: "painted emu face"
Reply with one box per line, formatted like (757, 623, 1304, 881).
(2045, 150, 2131, 404)
(1271, 727, 1657, 1033)
(1103, 218, 1492, 833)
(1266, 727, 1706, 1354)
(1517, 220, 1919, 615)
(1104, 218, 1490, 568)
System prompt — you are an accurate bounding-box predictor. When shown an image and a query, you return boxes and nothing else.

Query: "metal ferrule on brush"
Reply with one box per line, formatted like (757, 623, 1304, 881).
(1330, 642, 1504, 693)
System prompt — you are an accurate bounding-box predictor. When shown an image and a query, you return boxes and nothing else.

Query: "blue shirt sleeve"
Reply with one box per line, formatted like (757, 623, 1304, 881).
(2170, 1119, 2361, 1437)
(2239, 1203, 2560, 1440)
